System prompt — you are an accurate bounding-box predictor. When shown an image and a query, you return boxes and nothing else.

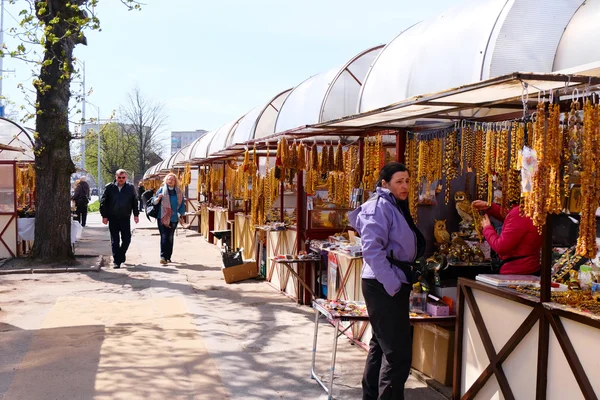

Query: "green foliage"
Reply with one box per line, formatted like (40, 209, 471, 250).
(7, 0, 142, 123)
(85, 122, 138, 185)
(87, 200, 100, 213)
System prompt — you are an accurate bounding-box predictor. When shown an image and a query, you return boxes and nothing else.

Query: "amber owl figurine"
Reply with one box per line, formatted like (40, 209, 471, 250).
(433, 219, 450, 244)
(454, 191, 474, 227)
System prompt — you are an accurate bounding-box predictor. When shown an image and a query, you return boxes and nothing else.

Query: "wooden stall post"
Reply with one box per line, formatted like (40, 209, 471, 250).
(358, 138, 364, 179)
(222, 161, 226, 208)
(396, 129, 406, 163)
(280, 180, 284, 222)
(296, 170, 305, 254)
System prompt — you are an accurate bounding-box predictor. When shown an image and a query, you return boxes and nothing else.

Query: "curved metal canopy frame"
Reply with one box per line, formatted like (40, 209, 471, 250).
(0, 117, 35, 162)
(275, 45, 385, 135)
(359, 0, 584, 114)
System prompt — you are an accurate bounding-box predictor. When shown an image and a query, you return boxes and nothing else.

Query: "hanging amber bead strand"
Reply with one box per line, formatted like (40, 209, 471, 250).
(576, 101, 600, 258)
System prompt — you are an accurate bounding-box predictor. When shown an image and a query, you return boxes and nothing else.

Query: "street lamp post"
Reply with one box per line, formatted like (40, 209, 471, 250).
(86, 101, 101, 194)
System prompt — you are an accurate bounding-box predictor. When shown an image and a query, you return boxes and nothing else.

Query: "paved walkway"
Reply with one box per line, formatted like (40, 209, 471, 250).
(0, 212, 446, 399)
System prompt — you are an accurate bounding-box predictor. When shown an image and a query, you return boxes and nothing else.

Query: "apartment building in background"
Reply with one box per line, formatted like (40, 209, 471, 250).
(171, 129, 208, 155)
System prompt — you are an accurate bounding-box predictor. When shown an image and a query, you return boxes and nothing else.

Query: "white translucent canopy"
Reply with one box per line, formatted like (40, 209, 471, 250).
(321, 45, 383, 122)
(276, 45, 383, 133)
(359, 0, 585, 113)
(229, 88, 293, 148)
(155, 159, 169, 175)
(143, 162, 160, 179)
(173, 144, 191, 168)
(207, 118, 242, 157)
(0, 118, 34, 162)
(190, 130, 218, 161)
(162, 150, 183, 172)
(553, 0, 600, 71)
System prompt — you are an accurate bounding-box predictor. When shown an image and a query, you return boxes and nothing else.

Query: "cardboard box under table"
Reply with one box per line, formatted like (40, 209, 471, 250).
(222, 261, 258, 284)
(412, 323, 455, 386)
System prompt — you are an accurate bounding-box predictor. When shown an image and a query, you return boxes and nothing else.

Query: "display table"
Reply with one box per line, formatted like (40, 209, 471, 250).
(17, 218, 83, 244)
(270, 257, 322, 304)
(454, 277, 600, 400)
(312, 299, 456, 399)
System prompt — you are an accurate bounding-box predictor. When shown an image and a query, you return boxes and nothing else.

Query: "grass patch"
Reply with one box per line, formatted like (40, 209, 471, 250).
(88, 200, 100, 212)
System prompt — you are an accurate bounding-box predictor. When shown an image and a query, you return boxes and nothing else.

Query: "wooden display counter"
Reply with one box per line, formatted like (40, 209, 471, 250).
(211, 208, 228, 245)
(199, 204, 209, 239)
(454, 277, 600, 399)
(261, 228, 299, 300)
(233, 213, 254, 260)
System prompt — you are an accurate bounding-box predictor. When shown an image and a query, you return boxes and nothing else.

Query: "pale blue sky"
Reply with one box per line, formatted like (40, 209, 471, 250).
(2, 0, 459, 155)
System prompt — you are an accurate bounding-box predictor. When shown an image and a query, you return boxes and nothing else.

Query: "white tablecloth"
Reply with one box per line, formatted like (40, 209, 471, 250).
(17, 218, 83, 243)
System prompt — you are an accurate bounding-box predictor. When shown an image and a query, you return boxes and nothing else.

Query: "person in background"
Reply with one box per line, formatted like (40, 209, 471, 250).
(137, 180, 146, 212)
(100, 169, 139, 269)
(472, 200, 541, 275)
(348, 162, 425, 400)
(151, 173, 185, 264)
(72, 176, 91, 227)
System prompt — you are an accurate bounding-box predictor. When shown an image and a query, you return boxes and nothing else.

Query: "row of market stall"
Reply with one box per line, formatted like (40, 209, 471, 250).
(143, 0, 600, 398)
(0, 118, 36, 259)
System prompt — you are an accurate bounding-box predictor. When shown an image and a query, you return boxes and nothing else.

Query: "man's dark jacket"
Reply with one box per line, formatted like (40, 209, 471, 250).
(100, 181, 139, 220)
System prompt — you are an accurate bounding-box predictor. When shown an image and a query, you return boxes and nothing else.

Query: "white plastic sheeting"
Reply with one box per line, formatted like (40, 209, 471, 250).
(190, 130, 218, 161)
(276, 45, 383, 133)
(553, 0, 600, 71)
(320, 46, 383, 122)
(207, 118, 242, 157)
(276, 69, 339, 133)
(359, 0, 585, 113)
(230, 88, 293, 147)
(0, 118, 34, 162)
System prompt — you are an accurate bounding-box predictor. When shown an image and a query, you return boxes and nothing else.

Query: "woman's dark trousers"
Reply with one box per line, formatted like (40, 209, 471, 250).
(158, 221, 178, 260)
(76, 202, 88, 227)
(361, 279, 412, 400)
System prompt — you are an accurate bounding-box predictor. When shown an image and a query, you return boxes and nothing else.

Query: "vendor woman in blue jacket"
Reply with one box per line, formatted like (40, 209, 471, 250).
(151, 173, 186, 264)
(348, 162, 425, 400)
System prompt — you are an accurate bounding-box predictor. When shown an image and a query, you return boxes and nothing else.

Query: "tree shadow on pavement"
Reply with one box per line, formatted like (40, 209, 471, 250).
(0, 324, 104, 399)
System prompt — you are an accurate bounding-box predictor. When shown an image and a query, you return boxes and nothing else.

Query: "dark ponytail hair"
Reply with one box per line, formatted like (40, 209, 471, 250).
(376, 162, 409, 188)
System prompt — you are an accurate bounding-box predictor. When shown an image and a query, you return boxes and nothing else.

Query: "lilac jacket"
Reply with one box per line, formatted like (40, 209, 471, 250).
(348, 187, 417, 296)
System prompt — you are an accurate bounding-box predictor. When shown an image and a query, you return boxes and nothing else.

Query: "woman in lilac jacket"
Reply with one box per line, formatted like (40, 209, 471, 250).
(348, 162, 425, 400)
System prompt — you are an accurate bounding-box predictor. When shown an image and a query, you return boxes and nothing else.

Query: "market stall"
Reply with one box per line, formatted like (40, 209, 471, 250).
(316, 69, 600, 397)
(0, 119, 36, 258)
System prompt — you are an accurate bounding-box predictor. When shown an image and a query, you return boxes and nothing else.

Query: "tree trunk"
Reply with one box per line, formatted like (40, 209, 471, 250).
(31, 1, 85, 262)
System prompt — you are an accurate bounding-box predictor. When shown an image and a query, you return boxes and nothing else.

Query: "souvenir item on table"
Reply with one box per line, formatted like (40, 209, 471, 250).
(433, 219, 450, 245)
(315, 299, 368, 318)
(454, 191, 474, 230)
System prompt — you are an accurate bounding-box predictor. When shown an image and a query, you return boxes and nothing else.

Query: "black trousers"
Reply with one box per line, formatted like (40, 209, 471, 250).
(76, 202, 88, 227)
(158, 220, 178, 260)
(362, 279, 412, 400)
(108, 218, 132, 265)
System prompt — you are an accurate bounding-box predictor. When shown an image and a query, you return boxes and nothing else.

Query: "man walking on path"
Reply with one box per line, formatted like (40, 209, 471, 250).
(100, 169, 139, 268)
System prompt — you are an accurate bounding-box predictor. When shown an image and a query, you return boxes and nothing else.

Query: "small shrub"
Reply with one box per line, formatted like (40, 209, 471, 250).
(88, 200, 100, 212)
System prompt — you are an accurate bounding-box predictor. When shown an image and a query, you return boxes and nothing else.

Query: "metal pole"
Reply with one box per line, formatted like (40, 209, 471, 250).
(96, 107, 101, 194)
(0, 0, 4, 103)
(81, 61, 86, 170)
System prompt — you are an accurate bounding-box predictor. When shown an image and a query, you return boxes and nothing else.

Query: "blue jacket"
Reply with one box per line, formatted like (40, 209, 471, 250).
(348, 187, 418, 296)
(153, 186, 185, 222)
